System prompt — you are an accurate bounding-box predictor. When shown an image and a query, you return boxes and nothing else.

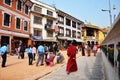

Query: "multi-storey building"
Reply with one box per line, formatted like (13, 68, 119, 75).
(57, 9, 84, 47)
(0, 0, 33, 53)
(30, 0, 57, 46)
(82, 22, 104, 45)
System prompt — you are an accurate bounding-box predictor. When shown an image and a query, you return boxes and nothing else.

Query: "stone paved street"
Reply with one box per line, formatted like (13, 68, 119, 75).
(0, 49, 105, 80)
(40, 49, 105, 80)
(0, 50, 80, 80)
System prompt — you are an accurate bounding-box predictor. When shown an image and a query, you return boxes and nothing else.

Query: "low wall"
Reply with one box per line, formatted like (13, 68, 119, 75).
(101, 50, 119, 80)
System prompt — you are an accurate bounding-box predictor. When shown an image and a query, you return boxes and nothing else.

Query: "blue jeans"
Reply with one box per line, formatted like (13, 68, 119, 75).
(37, 53, 44, 65)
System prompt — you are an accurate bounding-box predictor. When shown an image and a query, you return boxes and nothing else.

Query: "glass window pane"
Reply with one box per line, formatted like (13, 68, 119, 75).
(4, 13, 10, 26)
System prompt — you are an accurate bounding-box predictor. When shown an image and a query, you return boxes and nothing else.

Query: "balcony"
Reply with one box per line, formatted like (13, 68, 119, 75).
(30, 34, 43, 40)
(44, 23, 55, 32)
(86, 36, 98, 41)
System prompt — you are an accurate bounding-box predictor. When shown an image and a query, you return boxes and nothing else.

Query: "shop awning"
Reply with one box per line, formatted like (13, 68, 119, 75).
(32, 38, 58, 42)
(58, 37, 67, 40)
(66, 37, 73, 41)
(75, 38, 84, 42)
(58, 37, 84, 42)
(58, 37, 73, 41)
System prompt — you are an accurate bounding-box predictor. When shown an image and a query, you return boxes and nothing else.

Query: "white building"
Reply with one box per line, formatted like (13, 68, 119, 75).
(30, 0, 57, 45)
(57, 9, 84, 47)
(30, 0, 84, 48)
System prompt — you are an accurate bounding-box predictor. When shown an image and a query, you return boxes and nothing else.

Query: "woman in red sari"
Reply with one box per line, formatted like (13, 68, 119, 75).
(66, 40, 78, 74)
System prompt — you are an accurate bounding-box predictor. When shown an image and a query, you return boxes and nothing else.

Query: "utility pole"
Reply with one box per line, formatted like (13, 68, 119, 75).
(101, 0, 112, 27)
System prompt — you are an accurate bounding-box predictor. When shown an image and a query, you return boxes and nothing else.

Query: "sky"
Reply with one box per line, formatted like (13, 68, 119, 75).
(39, 0, 120, 28)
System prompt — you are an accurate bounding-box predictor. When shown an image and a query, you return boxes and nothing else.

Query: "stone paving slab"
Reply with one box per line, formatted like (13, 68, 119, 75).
(40, 50, 105, 80)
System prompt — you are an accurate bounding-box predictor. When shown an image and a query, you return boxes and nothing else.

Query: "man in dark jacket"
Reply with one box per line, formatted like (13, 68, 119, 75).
(20, 44, 26, 59)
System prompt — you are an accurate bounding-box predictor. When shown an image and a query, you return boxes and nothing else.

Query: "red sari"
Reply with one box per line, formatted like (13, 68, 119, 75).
(66, 45, 78, 72)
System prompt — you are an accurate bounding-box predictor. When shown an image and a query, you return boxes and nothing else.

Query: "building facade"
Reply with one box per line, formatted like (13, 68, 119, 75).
(0, 0, 33, 53)
(30, 0, 57, 46)
(57, 9, 84, 48)
(82, 23, 104, 45)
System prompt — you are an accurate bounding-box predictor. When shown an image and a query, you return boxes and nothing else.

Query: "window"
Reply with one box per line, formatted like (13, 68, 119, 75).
(5, 0, 11, 6)
(60, 28, 64, 33)
(34, 28, 42, 36)
(47, 30, 53, 37)
(24, 21, 28, 31)
(46, 19, 53, 27)
(16, 18, 21, 29)
(77, 32, 81, 38)
(77, 23, 81, 29)
(58, 15, 64, 24)
(72, 21, 76, 28)
(34, 16, 42, 24)
(4, 13, 10, 26)
(86, 28, 94, 36)
(25, 5, 28, 14)
(66, 18, 71, 26)
(17, 0, 22, 11)
(34, 6, 42, 13)
(47, 10, 53, 16)
(66, 29, 71, 37)
(72, 30, 76, 38)
(59, 27, 64, 36)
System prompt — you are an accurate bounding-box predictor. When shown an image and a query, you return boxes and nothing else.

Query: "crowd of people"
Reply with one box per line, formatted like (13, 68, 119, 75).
(0, 42, 65, 68)
(66, 40, 99, 75)
(0, 40, 99, 75)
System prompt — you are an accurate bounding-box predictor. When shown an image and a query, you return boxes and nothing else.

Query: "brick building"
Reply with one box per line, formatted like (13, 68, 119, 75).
(0, 0, 33, 53)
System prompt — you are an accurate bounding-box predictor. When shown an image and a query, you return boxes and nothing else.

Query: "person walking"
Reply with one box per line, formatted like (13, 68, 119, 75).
(53, 44, 58, 55)
(93, 43, 98, 56)
(27, 45, 34, 65)
(17, 45, 21, 59)
(36, 43, 45, 66)
(0, 43, 8, 68)
(44, 44, 48, 60)
(81, 43, 85, 56)
(66, 40, 78, 74)
(86, 44, 91, 56)
(32, 45, 36, 60)
(20, 44, 26, 59)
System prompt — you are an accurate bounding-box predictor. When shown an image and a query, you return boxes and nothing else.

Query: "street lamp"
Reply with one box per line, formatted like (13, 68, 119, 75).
(113, 5, 116, 21)
(101, 0, 112, 27)
(101, 9, 112, 27)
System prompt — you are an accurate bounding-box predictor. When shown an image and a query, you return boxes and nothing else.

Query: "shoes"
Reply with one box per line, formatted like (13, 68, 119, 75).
(67, 72, 70, 75)
(29, 64, 32, 65)
(40, 64, 44, 66)
(36, 63, 38, 66)
(2, 66, 6, 68)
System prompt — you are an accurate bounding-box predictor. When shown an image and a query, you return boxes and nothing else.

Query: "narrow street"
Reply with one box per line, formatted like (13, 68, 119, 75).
(0, 50, 80, 80)
(0, 49, 105, 80)
(40, 49, 105, 80)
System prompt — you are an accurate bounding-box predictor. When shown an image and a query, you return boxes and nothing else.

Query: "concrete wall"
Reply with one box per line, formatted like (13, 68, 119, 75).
(102, 13, 120, 80)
